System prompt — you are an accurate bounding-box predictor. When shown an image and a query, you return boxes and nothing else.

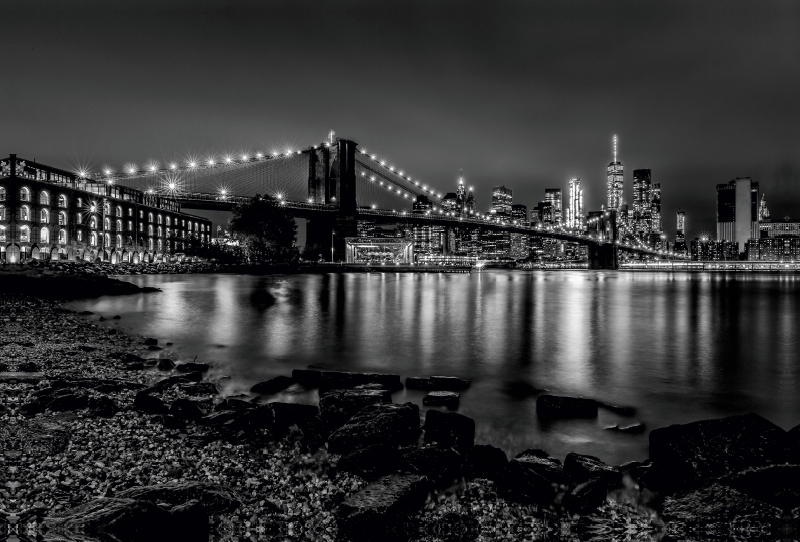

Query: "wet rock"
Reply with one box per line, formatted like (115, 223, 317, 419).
(401, 446, 463, 488)
(724, 464, 800, 510)
(564, 453, 621, 485)
(47, 390, 90, 412)
(562, 477, 609, 516)
(463, 444, 508, 482)
(605, 422, 646, 434)
(328, 403, 421, 455)
(115, 481, 242, 514)
(119, 353, 144, 363)
(44, 498, 178, 542)
(335, 474, 431, 542)
(157, 358, 176, 371)
(498, 456, 557, 506)
(295, 415, 332, 451)
(423, 409, 475, 451)
(88, 395, 119, 418)
(162, 414, 187, 432)
(78, 345, 97, 352)
(18, 361, 39, 372)
(214, 399, 255, 413)
(112, 315, 121, 319)
(643, 413, 787, 492)
(143, 338, 158, 346)
(133, 391, 168, 414)
(660, 483, 782, 535)
(596, 401, 636, 416)
(513, 449, 568, 484)
(250, 375, 294, 394)
(267, 402, 319, 429)
(179, 382, 218, 396)
(150, 372, 203, 391)
(338, 443, 406, 481)
(147, 345, 162, 351)
(423, 391, 460, 409)
(169, 398, 206, 421)
(176, 362, 209, 373)
(294, 368, 403, 393)
(536, 395, 598, 419)
(319, 388, 392, 427)
(78, 310, 94, 315)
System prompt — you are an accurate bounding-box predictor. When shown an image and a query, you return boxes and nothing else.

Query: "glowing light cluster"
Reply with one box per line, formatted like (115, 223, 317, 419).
(358, 147, 443, 200)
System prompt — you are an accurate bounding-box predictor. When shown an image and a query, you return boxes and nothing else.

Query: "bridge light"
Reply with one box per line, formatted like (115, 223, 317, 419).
(307, 198, 313, 203)
(272, 152, 279, 157)
(127, 166, 136, 175)
(371, 155, 376, 160)
(208, 159, 216, 166)
(256, 153, 264, 159)
(370, 176, 375, 181)
(103, 169, 111, 176)
(189, 161, 197, 168)
(241, 154, 248, 160)
(276, 193, 283, 200)
(389, 166, 394, 171)
(398, 171, 404, 176)
(170, 163, 177, 170)
(380, 161, 386, 166)
(371, 204, 376, 209)
(149, 165, 157, 172)
(225, 156, 233, 164)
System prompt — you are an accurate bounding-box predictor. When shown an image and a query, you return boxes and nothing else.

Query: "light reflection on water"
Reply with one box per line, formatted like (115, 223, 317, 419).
(70, 271, 800, 466)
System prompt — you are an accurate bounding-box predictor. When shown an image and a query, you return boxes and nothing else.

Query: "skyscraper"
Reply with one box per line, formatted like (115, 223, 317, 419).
(674, 210, 687, 255)
(566, 177, 584, 230)
(632, 169, 652, 237)
(544, 188, 562, 225)
(606, 135, 623, 212)
(650, 182, 662, 233)
(510, 204, 529, 259)
(716, 177, 760, 253)
(492, 186, 513, 217)
(759, 194, 770, 221)
(456, 175, 468, 215)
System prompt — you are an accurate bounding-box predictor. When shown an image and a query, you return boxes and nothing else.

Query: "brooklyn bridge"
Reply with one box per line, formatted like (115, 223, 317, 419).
(77, 135, 676, 269)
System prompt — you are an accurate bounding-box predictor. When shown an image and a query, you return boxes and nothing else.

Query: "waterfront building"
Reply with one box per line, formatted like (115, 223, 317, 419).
(345, 237, 413, 264)
(716, 177, 759, 254)
(759, 194, 770, 221)
(650, 183, 662, 234)
(606, 135, 623, 212)
(691, 237, 739, 261)
(544, 189, 562, 225)
(566, 177, 584, 231)
(440, 192, 459, 214)
(536, 201, 555, 226)
(465, 188, 476, 215)
(0, 154, 211, 263)
(759, 217, 800, 238)
(456, 177, 468, 215)
(492, 185, 513, 217)
(746, 236, 800, 261)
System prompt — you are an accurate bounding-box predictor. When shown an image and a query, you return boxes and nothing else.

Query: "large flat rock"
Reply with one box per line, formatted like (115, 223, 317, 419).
(643, 413, 787, 492)
(292, 368, 403, 392)
(319, 388, 391, 427)
(335, 474, 431, 542)
(327, 402, 420, 455)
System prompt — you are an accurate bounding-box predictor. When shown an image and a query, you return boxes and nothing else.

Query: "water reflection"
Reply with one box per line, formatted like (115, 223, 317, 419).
(71, 271, 800, 465)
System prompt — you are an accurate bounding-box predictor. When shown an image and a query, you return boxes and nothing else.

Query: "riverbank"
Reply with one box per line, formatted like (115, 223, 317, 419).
(0, 291, 664, 541)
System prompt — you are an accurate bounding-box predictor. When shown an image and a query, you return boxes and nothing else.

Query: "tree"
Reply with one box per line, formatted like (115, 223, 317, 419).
(228, 195, 298, 264)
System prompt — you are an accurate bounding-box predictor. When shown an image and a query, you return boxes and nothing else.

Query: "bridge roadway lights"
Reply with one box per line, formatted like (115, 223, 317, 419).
(588, 243, 619, 270)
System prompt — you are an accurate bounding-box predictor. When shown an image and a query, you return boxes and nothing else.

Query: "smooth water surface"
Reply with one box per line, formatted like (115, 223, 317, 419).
(70, 271, 800, 466)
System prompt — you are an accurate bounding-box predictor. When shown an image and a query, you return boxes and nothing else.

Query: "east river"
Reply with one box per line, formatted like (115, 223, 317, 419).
(70, 271, 800, 466)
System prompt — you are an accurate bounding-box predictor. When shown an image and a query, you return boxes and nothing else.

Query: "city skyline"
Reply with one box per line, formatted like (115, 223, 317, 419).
(2, 1, 798, 238)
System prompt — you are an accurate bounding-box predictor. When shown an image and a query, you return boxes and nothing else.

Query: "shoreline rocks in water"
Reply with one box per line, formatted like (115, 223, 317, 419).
(8, 289, 800, 540)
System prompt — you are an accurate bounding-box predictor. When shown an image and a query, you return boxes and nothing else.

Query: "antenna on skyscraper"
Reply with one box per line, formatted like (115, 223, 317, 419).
(613, 134, 618, 163)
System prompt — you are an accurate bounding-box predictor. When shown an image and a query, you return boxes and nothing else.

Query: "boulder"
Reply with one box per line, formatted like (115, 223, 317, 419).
(162, 414, 187, 432)
(536, 395, 598, 419)
(328, 403, 421, 455)
(335, 474, 431, 542)
(463, 444, 508, 482)
(293, 368, 403, 393)
(724, 464, 800, 511)
(78, 345, 97, 352)
(47, 391, 90, 412)
(562, 477, 609, 516)
(133, 391, 168, 415)
(497, 457, 557, 505)
(157, 359, 176, 371)
(170, 398, 206, 421)
(423, 391, 459, 409)
(596, 401, 636, 416)
(179, 382, 218, 396)
(267, 402, 319, 429)
(19, 361, 39, 372)
(423, 409, 475, 451)
(144, 338, 158, 345)
(338, 443, 406, 481)
(401, 446, 463, 488)
(176, 362, 209, 373)
(150, 372, 203, 392)
(643, 413, 787, 492)
(605, 422, 646, 434)
(250, 375, 294, 394)
(44, 498, 179, 542)
(88, 396, 119, 418)
(564, 453, 621, 484)
(319, 388, 392, 427)
(115, 481, 242, 514)
(660, 483, 782, 535)
(295, 415, 332, 451)
(514, 449, 568, 484)
(147, 345, 162, 351)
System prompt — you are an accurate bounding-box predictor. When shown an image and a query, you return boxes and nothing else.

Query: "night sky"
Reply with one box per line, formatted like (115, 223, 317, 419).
(3, 0, 799, 238)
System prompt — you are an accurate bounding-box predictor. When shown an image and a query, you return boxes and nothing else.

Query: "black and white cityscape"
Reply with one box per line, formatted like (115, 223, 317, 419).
(1, 1, 800, 541)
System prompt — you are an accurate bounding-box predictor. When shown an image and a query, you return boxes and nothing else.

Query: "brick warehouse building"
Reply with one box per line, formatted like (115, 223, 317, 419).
(0, 154, 211, 263)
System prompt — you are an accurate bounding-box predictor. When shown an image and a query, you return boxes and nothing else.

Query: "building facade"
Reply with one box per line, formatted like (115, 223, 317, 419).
(491, 185, 513, 217)
(716, 177, 759, 253)
(0, 155, 211, 263)
(606, 136, 623, 212)
(759, 217, 800, 238)
(747, 237, 800, 261)
(566, 177, 583, 231)
(544, 188, 562, 225)
(691, 238, 739, 261)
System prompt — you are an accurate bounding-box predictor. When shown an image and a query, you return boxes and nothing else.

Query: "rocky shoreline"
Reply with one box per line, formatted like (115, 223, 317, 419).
(3, 276, 800, 541)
